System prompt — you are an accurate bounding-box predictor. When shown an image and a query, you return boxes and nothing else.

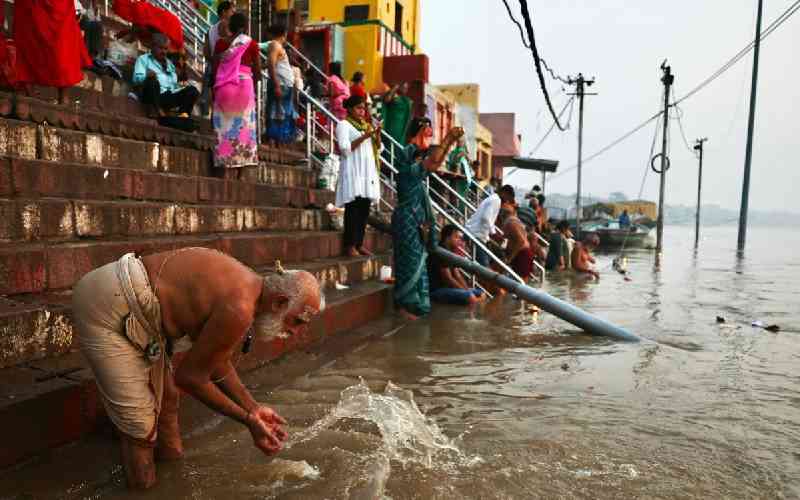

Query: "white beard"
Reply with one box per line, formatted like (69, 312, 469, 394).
(252, 313, 289, 341)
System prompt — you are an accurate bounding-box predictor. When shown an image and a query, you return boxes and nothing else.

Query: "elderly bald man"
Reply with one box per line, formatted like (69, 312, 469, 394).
(71, 247, 324, 489)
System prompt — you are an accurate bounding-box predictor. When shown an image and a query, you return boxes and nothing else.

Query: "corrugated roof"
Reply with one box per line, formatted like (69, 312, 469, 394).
(479, 113, 520, 157)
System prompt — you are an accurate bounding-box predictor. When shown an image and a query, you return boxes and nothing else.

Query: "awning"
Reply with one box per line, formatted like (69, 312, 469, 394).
(510, 157, 559, 173)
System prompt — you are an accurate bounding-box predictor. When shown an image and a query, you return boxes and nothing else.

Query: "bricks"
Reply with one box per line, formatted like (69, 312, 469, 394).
(73, 201, 176, 238)
(0, 119, 38, 160)
(0, 199, 74, 242)
(0, 301, 73, 369)
(0, 245, 46, 295)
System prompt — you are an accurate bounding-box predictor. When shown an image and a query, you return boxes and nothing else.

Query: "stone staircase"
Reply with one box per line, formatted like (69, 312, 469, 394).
(0, 73, 393, 468)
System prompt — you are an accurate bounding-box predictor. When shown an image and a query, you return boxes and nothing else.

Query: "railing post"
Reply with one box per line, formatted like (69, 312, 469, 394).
(329, 120, 334, 156)
(306, 101, 312, 164)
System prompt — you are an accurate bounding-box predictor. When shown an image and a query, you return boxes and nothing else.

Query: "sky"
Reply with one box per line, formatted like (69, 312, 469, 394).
(419, 0, 800, 213)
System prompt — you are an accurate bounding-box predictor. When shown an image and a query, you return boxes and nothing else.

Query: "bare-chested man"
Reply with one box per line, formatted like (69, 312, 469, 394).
(498, 201, 535, 281)
(572, 234, 601, 280)
(71, 248, 324, 489)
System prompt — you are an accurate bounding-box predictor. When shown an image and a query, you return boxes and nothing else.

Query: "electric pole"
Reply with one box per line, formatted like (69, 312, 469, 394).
(738, 0, 764, 255)
(567, 73, 596, 240)
(693, 138, 708, 247)
(655, 62, 673, 256)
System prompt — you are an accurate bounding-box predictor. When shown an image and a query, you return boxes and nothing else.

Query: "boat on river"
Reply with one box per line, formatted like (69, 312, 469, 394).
(581, 220, 652, 248)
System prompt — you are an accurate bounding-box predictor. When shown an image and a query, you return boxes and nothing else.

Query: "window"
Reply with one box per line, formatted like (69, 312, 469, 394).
(394, 1, 404, 36)
(344, 5, 370, 22)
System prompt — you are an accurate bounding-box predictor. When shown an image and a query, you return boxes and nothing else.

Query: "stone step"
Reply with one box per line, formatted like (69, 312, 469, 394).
(0, 278, 393, 469)
(0, 158, 330, 207)
(0, 118, 317, 185)
(0, 94, 308, 167)
(0, 251, 391, 369)
(0, 230, 392, 296)
(0, 198, 333, 244)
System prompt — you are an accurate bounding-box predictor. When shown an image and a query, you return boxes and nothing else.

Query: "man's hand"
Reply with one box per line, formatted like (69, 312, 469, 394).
(246, 406, 288, 455)
(373, 125, 383, 138)
(147, 71, 157, 80)
(274, 85, 283, 98)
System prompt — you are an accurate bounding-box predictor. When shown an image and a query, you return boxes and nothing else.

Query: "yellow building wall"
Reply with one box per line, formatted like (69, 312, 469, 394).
(437, 84, 480, 110)
(341, 24, 384, 91)
(308, 0, 421, 48)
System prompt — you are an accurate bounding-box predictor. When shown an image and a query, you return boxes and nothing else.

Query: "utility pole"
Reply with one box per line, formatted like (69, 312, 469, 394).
(738, 0, 764, 254)
(655, 62, 674, 255)
(693, 138, 708, 247)
(567, 73, 596, 240)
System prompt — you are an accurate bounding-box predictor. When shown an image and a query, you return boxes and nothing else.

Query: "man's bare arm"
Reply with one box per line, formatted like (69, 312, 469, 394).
(213, 360, 258, 413)
(174, 303, 254, 424)
(440, 267, 463, 289)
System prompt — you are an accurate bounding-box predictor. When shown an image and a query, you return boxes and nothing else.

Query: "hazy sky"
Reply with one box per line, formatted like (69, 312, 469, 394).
(419, 1, 800, 213)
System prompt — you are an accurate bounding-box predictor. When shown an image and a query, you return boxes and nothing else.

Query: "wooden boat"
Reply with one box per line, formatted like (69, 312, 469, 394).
(581, 221, 652, 248)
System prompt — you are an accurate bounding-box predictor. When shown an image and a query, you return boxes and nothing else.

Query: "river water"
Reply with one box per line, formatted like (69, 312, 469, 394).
(3, 225, 799, 499)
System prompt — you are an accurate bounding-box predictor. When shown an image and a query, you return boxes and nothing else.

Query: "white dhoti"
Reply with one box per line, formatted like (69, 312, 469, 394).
(72, 253, 167, 443)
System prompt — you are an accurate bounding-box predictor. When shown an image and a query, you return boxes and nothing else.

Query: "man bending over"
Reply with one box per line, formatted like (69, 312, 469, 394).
(72, 248, 324, 489)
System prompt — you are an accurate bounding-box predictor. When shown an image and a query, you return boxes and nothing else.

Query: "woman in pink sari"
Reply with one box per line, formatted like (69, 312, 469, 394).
(213, 13, 261, 180)
(327, 61, 350, 121)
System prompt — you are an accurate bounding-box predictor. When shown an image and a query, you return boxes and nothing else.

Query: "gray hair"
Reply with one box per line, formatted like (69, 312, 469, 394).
(262, 270, 325, 321)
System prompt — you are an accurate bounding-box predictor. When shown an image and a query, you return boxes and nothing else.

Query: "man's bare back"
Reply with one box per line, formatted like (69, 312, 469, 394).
(142, 248, 263, 343)
(571, 238, 600, 279)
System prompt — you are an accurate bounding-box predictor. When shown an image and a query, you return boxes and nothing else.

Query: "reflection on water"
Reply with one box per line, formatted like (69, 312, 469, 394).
(2, 225, 799, 499)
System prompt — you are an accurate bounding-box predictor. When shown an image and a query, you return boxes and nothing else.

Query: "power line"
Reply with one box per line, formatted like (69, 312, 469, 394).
(550, 111, 662, 180)
(674, 0, 800, 105)
(549, 0, 800, 181)
(671, 89, 696, 156)
(500, 0, 570, 85)
(515, 0, 569, 131)
(505, 96, 575, 180)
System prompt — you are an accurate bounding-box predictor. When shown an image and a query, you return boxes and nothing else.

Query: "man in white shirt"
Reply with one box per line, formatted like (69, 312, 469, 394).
(465, 185, 516, 266)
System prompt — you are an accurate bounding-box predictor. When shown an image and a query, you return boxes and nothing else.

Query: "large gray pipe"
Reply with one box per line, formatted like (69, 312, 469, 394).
(433, 247, 640, 343)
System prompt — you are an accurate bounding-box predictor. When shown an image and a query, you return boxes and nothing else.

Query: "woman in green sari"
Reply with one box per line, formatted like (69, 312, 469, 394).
(392, 118, 464, 320)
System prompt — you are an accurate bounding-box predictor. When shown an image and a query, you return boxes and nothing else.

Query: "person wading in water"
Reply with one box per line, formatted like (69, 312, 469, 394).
(71, 248, 324, 489)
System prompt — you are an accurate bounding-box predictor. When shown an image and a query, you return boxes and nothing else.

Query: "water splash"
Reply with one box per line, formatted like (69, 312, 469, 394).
(290, 380, 472, 469)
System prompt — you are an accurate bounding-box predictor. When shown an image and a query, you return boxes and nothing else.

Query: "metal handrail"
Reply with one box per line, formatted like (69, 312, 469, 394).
(284, 73, 526, 285)
(284, 41, 328, 83)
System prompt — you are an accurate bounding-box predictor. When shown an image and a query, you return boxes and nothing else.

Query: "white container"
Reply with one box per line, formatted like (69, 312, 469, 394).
(379, 266, 392, 282)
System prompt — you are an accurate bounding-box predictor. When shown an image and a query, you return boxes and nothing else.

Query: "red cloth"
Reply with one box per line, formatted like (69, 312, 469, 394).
(13, 0, 92, 88)
(214, 39, 259, 68)
(113, 0, 185, 50)
(510, 247, 535, 281)
(350, 84, 367, 99)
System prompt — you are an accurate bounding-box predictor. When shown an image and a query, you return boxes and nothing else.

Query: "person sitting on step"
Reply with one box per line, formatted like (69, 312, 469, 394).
(133, 33, 199, 119)
(428, 224, 485, 306)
